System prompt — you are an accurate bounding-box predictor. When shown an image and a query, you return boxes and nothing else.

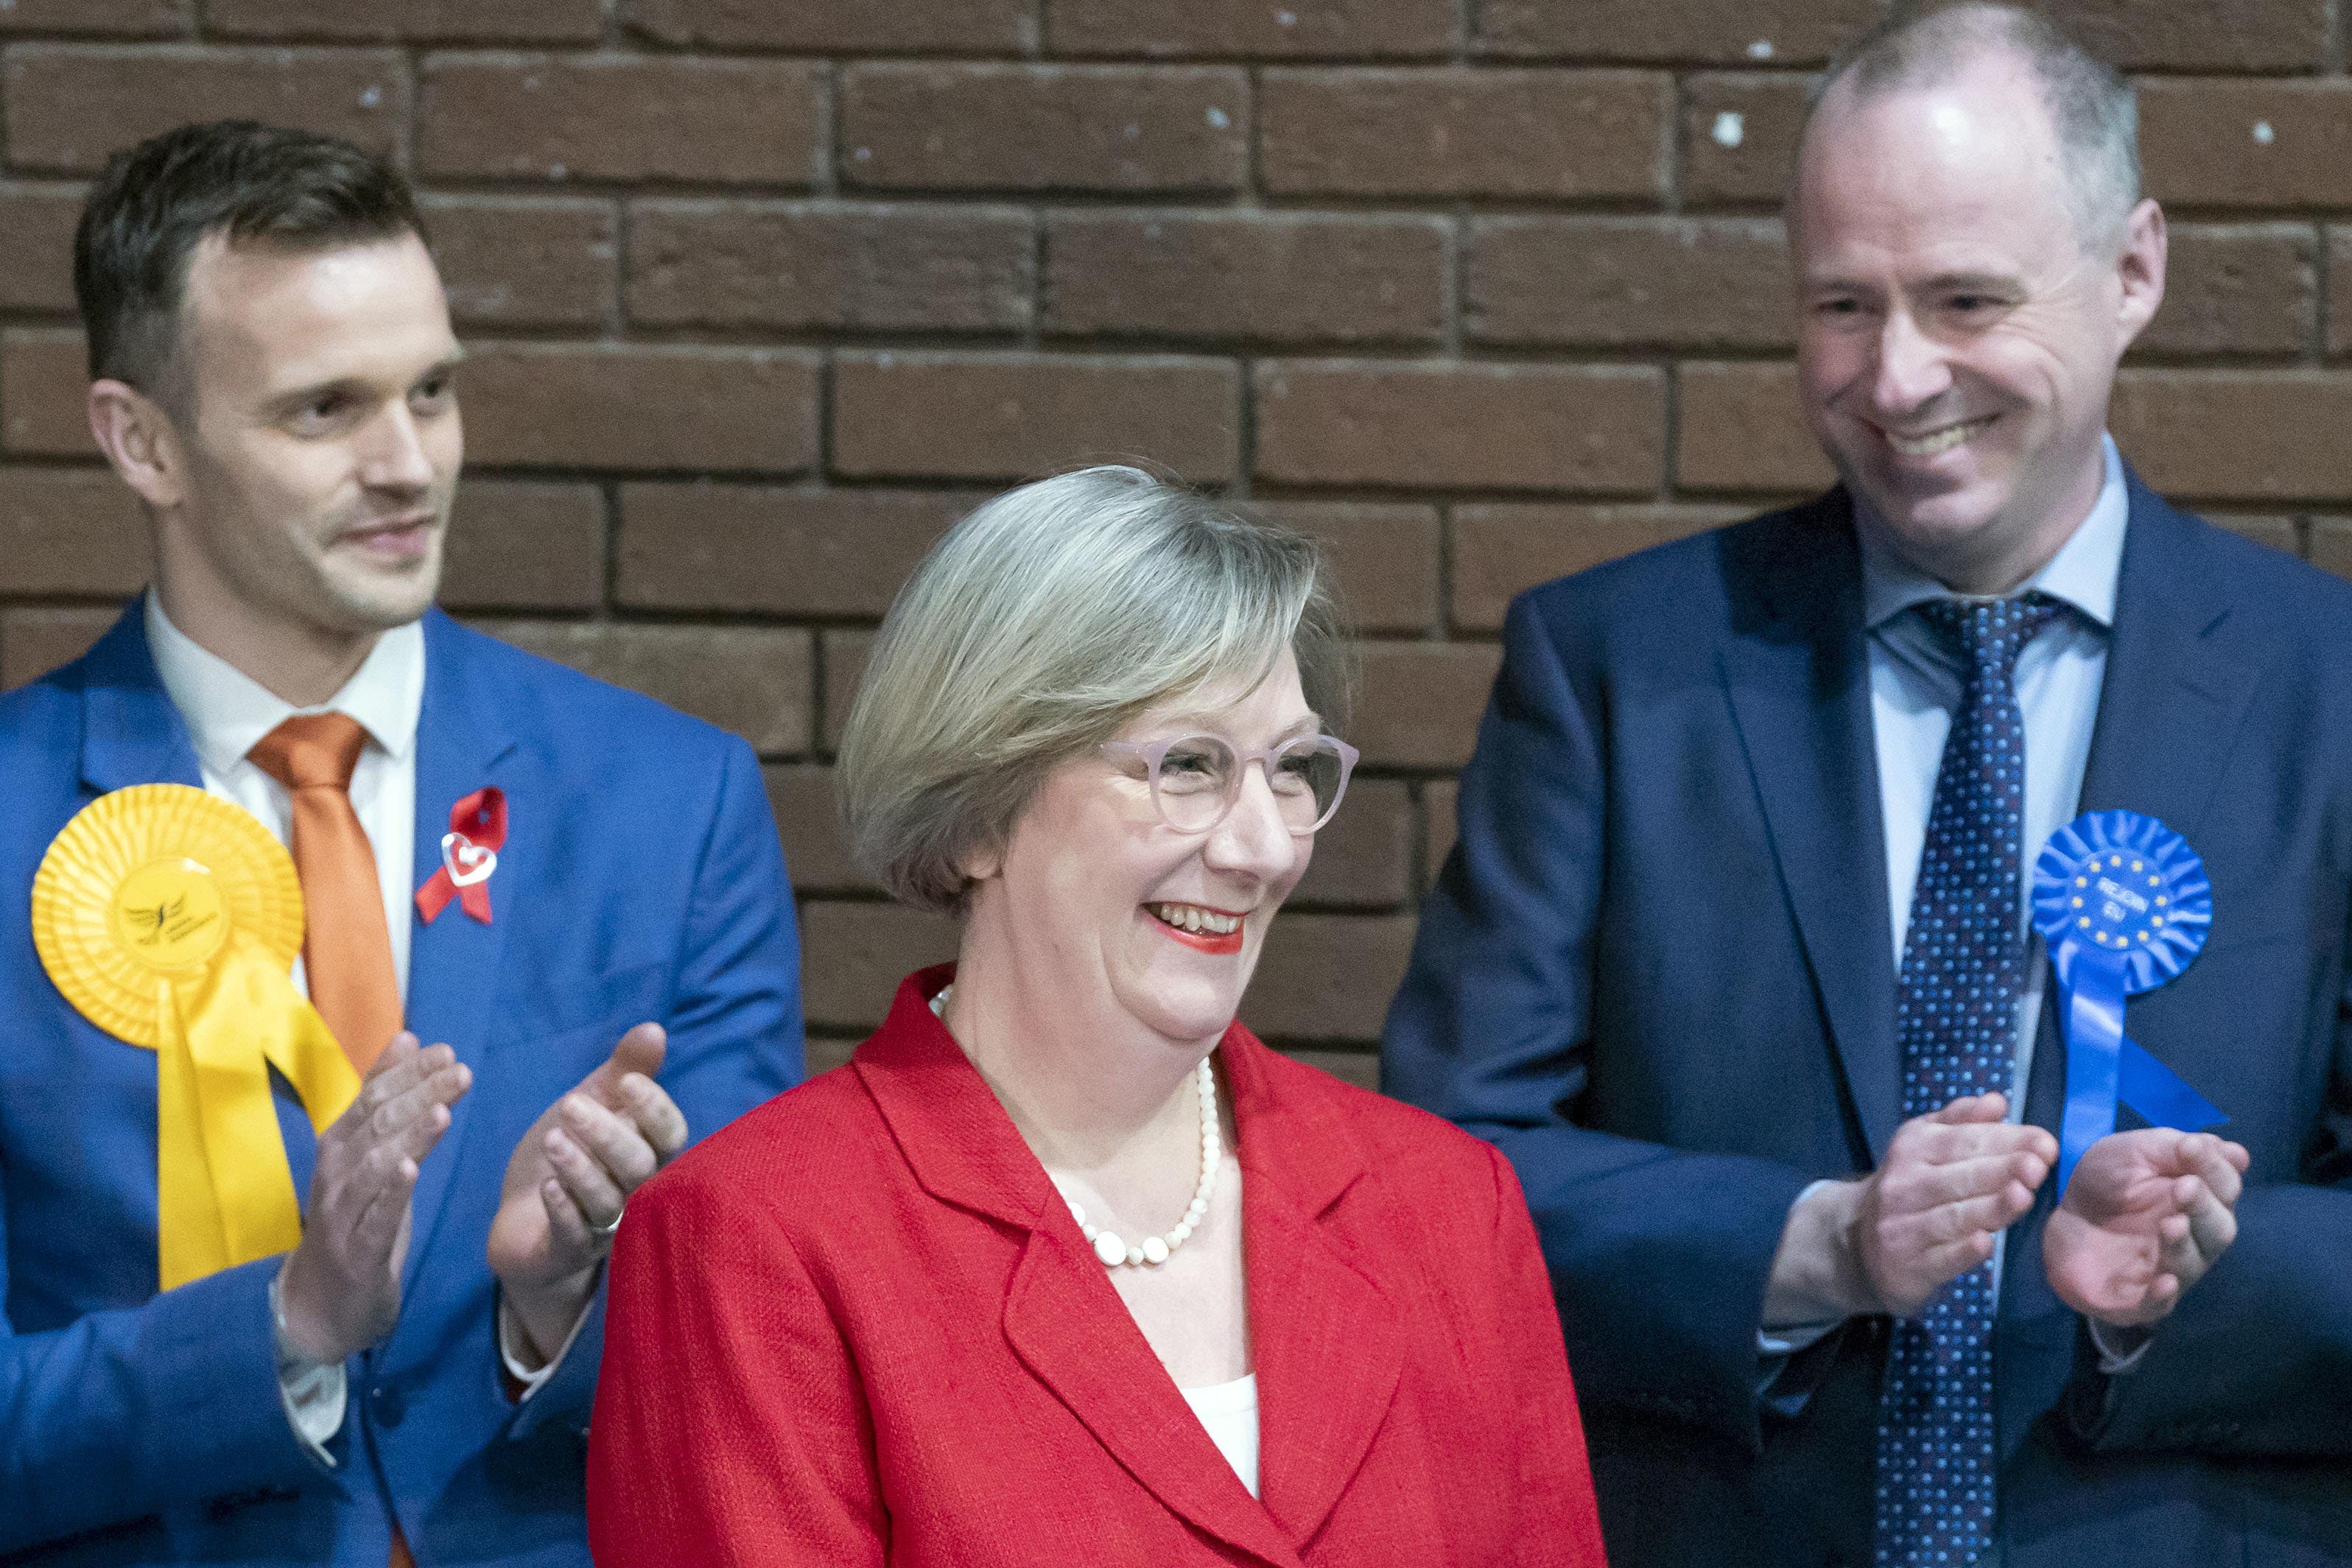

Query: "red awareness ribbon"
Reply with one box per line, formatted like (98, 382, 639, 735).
(415, 787, 505, 926)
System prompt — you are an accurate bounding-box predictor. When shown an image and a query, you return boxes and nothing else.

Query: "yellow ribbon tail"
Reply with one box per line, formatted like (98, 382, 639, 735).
(156, 934, 362, 1292)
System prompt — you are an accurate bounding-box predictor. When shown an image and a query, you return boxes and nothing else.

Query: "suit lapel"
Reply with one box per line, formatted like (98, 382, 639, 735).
(2075, 477, 2258, 843)
(860, 977, 1305, 1568)
(399, 611, 519, 1273)
(76, 602, 205, 795)
(1716, 498, 1901, 1160)
(1226, 1036, 1401, 1550)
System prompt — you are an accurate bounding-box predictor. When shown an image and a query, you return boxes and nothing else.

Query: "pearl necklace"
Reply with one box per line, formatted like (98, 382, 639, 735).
(931, 984, 1220, 1270)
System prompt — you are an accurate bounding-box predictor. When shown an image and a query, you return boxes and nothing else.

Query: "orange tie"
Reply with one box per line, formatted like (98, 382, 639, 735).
(247, 715, 401, 1077)
(249, 715, 415, 1567)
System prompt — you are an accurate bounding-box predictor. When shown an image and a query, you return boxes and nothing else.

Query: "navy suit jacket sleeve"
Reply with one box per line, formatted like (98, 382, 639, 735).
(0, 1256, 329, 1553)
(1383, 592, 1814, 1454)
(503, 732, 802, 1444)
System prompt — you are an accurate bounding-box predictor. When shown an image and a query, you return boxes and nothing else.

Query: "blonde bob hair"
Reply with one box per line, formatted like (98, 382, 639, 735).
(838, 465, 1353, 913)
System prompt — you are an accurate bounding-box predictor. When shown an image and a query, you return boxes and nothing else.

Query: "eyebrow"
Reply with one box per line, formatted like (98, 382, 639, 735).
(1156, 710, 1324, 737)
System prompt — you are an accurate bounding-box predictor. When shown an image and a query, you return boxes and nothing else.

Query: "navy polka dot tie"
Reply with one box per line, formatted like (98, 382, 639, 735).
(1875, 592, 2061, 1568)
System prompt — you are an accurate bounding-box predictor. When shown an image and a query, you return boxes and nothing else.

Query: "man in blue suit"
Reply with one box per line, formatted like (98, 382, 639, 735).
(1387, 8, 2350, 1566)
(0, 123, 801, 1563)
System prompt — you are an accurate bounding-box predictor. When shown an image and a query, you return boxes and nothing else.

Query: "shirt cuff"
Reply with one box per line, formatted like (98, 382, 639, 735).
(498, 1285, 596, 1401)
(2086, 1316, 2155, 1375)
(270, 1266, 346, 1463)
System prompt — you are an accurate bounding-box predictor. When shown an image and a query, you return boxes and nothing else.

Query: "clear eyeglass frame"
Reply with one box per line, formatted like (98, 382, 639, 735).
(1098, 731, 1361, 835)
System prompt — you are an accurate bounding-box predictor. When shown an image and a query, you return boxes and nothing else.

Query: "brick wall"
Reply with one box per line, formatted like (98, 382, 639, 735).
(2, 1, 2346, 1082)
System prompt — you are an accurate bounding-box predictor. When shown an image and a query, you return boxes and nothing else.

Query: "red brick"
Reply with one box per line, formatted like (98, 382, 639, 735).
(1422, 778, 1458, 893)
(820, 628, 874, 752)
(764, 762, 869, 896)
(4, 46, 405, 175)
(459, 344, 819, 474)
(832, 353, 1240, 483)
(799, 899, 959, 1030)
(1, 605, 119, 690)
(1254, 362, 1665, 493)
(1046, 0, 1451, 59)
(0, 1, 183, 34)
(2110, 370, 2352, 502)
(2054, 0, 2325, 72)
(2, 330, 94, 458)
(1682, 74, 1811, 208)
(1291, 778, 1412, 909)
(617, 485, 969, 616)
(841, 65, 1248, 194)
(418, 57, 820, 186)
(1353, 641, 1503, 769)
(0, 468, 148, 594)
(438, 481, 605, 612)
(208, 0, 600, 43)
(1252, 500, 1441, 635)
(1452, 502, 1743, 630)
(2328, 229, 2352, 359)
(2139, 80, 2352, 211)
(2309, 518, 2352, 580)
(1278, 1047, 1379, 1093)
(1475, 0, 1870, 66)
(2132, 223, 2314, 359)
(1247, 912, 1417, 1042)
(482, 619, 812, 753)
(628, 202, 1032, 334)
(1674, 361, 1834, 495)
(623, 0, 1033, 52)
(1045, 211, 1445, 348)
(1260, 68, 1668, 200)
(0, 185, 85, 314)
(422, 196, 615, 331)
(1467, 216, 1791, 351)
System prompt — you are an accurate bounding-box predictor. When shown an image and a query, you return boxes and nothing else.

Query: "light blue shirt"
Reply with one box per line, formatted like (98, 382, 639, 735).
(1761, 435, 2129, 1366)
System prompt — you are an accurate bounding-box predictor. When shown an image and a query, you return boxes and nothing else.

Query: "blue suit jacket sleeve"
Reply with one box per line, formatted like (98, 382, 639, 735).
(502, 733, 804, 1444)
(0, 1255, 332, 1554)
(1383, 591, 1815, 1453)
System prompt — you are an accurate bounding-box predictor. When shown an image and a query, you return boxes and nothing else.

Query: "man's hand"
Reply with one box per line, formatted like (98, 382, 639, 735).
(488, 1023, 688, 1363)
(2042, 1128, 2250, 1329)
(278, 1035, 472, 1365)
(1771, 1094, 2055, 1326)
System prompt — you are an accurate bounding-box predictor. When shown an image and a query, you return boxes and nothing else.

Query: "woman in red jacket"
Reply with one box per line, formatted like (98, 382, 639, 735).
(587, 466, 1607, 1567)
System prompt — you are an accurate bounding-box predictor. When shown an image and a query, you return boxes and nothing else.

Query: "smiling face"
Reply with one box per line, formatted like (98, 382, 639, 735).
(157, 230, 463, 640)
(969, 647, 1319, 1050)
(1792, 54, 2163, 590)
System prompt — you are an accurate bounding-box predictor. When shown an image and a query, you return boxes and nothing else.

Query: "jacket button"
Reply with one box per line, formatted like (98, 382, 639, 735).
(371, 1384, 407, 1426)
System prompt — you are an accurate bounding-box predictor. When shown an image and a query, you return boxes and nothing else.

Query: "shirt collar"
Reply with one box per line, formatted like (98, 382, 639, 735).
(1860, 432, 2127, 632)
(145, 591, 426, 779)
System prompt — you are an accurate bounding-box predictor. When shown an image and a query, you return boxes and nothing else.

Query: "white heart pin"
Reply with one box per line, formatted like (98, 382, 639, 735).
(440, 832, 499, 887)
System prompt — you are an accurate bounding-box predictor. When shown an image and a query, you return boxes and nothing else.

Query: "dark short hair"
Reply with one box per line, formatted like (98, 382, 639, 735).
(73, 120, 425, 405)
(1806, 3, 2141, 250)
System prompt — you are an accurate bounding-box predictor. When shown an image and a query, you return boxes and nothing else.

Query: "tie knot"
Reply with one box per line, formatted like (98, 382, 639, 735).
(249, 712, 369, 792)
(1915, 591, 2062, 678)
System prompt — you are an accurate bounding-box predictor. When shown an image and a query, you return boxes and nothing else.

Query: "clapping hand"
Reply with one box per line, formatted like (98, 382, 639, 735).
(2042, 1128, 2250, 1328)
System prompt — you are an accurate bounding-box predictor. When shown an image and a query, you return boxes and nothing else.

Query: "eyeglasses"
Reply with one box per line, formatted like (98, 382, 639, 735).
(1100, 733, 1360, 835)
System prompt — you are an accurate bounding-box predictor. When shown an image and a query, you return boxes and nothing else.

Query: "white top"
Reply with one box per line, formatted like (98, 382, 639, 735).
(1180, 1374, 1262, 1498)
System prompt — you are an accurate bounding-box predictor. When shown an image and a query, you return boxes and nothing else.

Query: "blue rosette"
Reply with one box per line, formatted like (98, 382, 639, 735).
(2032, 809, 2225, 1192)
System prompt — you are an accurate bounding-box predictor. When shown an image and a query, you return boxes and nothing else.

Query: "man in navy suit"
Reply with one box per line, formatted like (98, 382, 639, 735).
(0, 123, 801, 1562)
(1387, 7, 2351, 1566)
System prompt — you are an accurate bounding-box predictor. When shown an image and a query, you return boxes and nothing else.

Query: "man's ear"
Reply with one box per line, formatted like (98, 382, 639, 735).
(2113, 197, 2167, 350)
(88, 378, 187, 510)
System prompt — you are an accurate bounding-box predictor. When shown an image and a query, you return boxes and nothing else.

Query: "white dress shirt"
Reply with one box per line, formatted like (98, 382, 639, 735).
(146, 595, 572, 1459)
(1765, 435, 2146, 1372)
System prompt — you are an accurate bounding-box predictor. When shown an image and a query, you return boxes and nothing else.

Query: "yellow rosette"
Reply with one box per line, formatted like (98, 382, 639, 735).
(32, 784, 362, 1290)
